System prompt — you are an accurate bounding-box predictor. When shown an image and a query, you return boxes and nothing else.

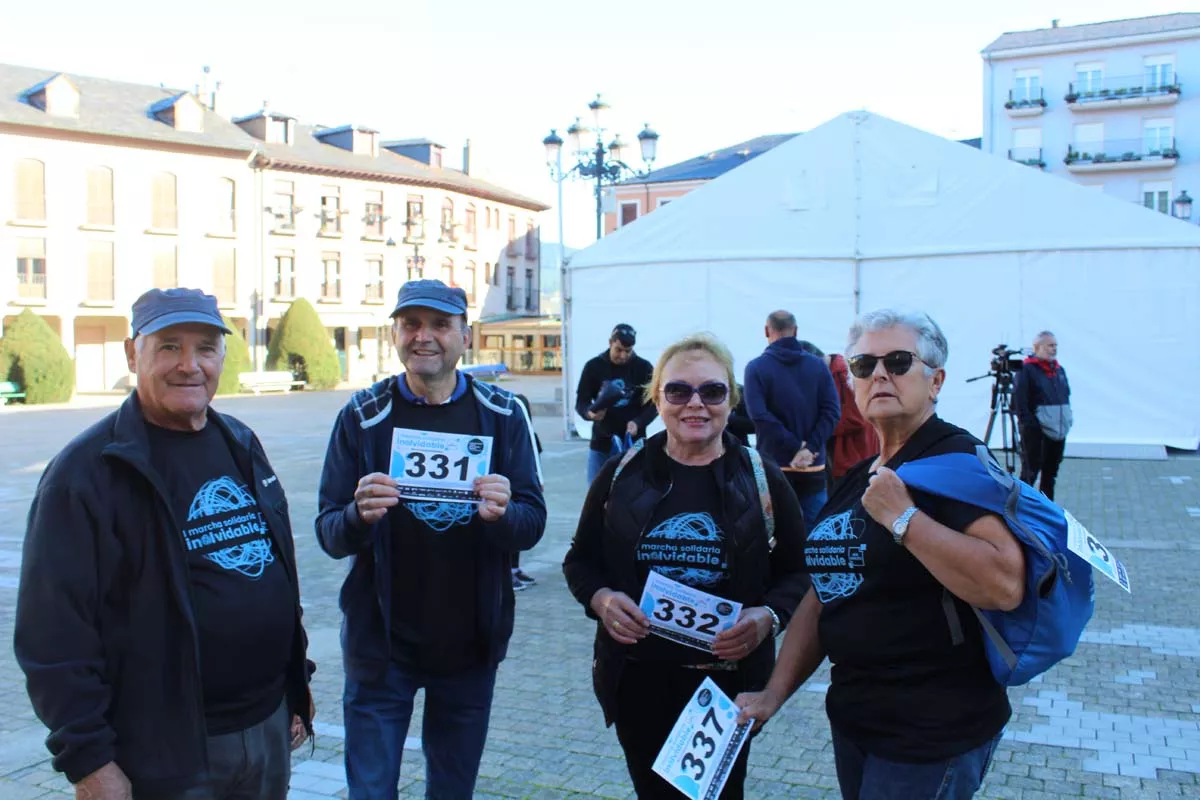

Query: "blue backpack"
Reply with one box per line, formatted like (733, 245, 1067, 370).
(895, 445, 1095, 686)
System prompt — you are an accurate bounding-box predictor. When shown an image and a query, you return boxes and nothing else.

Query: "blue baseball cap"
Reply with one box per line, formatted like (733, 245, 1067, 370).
(390, 279, 468, 317)
(130, 288, 231, 337)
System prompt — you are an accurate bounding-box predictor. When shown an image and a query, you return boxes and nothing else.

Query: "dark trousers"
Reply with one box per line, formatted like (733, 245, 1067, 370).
(344, 661, 498, 800)
(831, 726, 1001, 800)
(613, 661, 750, 800)
(1019, 426, 1066, 501)
(138, 699, 290, 800)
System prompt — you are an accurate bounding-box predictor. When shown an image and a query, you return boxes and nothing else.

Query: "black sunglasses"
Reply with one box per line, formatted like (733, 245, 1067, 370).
(662, 381, 729, 406)
(847, 350, 927, 379)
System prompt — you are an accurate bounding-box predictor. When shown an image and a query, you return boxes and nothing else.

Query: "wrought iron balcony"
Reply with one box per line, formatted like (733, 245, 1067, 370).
(1065, 75, 1181, 110)
(1008, 147, 1046, 168)
(1064, 138, 1179, 172)
(1005, 88, 1046, 116)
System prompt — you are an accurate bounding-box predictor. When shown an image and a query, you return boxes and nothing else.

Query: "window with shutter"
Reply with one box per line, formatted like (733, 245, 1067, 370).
(87, 167, 114, 226)
(15, 160, 46, 221)
(152, 173, 177, 230)
(153, 245, 177, 289)
(16, 238, 46, 298)
(86, 241, 114, 302)
(213, 246, 236, 305)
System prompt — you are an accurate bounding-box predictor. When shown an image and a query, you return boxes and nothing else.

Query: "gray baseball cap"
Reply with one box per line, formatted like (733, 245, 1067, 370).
(130, 288, 231, 337)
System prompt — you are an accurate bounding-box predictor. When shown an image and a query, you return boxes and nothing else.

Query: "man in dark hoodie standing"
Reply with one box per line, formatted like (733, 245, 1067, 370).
(744, 310, 841, 525)
(316, 279, 545, 799)
(575, 323, 658, 484)
(1015, 330, 1073, 500)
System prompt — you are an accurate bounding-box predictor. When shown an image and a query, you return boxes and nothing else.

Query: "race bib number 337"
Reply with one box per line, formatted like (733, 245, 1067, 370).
(652, 677, 751, 800)
(388, 428, 493, 504)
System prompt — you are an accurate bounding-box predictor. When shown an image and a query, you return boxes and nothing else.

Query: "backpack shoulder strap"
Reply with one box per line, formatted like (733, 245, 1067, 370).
(609, 437, 646, 488)
(744, 446, 776, 550)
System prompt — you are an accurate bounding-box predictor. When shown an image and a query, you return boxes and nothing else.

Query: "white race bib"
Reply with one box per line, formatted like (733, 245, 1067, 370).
(639, 571, 742, 652)
(1063, 510, 1131, 593)
(388, 428, 493, 504)
(652, 677, 752, 800)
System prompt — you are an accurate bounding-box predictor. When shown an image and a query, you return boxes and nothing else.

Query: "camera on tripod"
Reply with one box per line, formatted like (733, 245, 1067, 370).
(990, 344, 1024, 377)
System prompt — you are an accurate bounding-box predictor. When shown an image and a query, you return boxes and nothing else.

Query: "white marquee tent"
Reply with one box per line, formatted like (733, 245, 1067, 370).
(563, 111, 1200, 455)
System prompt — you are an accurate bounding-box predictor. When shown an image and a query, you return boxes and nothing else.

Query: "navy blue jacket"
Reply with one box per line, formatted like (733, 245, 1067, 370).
(315, 374, 546, 681)
(1014, 359, 1071, 430)
(744, 337, 842, 467)
(14, 394, 313, 793)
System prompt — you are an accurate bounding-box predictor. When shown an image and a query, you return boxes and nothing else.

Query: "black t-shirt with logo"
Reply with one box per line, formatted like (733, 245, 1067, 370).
(631, 461, 731, 665)
(147, 422, 296, 735)
(389, 389, 484, 674)
(804, 415, 1011, 761)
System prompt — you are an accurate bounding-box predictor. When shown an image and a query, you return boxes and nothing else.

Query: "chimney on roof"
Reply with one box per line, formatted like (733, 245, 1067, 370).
(1051, 19, 1059, 28)
(463, 139, 471, 175)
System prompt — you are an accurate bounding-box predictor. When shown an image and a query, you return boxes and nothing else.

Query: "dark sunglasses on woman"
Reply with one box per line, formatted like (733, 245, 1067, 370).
(846, 350, 928, 379)
(661, 381, 729, 406)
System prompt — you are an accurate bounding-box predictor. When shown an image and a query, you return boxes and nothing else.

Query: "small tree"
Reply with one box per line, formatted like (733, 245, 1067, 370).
(266, 298, 340, 390)
(0, 309, 75, 404)
(216, 316, 252, 396)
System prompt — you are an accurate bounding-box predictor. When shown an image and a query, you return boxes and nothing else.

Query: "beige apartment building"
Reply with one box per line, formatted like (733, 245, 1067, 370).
(0, 62, 548, 392)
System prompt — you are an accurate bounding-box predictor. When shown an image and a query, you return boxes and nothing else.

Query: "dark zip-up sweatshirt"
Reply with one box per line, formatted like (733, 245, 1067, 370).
(743, 337, 842, 468)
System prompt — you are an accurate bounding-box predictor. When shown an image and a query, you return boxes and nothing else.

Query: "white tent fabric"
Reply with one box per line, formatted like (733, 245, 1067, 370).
(564, 111, 1200, 452)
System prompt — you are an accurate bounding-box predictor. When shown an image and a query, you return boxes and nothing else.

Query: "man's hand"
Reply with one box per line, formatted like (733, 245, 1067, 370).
(589, 588, 650, 645)
(355, 473, 400, 525)
(475, 475, 511, 522)
(75, 762, 131, 800)
(290, 714, 308, 750)
(587, 409, 607, 421)
(790, 443, 815, 469)
(734, 687, 784, 733)
(712, 606, 773, 661)
(626, 421, 639, 437)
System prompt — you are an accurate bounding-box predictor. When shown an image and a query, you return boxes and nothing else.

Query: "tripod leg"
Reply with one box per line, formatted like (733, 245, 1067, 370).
(983, 383, 999, 446)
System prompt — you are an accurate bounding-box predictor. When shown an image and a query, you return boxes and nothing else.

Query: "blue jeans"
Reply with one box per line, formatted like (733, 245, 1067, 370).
(587, 448, 611, 485)
(798, 488, 828, 530)
(831, 727, 1002, 800)
(344, 662, 498, 800)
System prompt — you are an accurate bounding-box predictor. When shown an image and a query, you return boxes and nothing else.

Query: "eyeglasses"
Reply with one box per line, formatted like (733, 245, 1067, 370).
(846, 350, 927, 379)
(662, 381, 729, 406)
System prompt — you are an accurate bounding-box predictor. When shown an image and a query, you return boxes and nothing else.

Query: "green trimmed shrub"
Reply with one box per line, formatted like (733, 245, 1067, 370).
(216, 316, 252, 396)
(0, 309, 75, 404)
(266, 298, 340, 390)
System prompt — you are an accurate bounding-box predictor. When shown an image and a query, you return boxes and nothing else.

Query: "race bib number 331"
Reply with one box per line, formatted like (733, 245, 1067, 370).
(388, 428, 493, 504)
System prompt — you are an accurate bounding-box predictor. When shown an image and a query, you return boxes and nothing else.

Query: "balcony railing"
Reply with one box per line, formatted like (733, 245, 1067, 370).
(1008, 147, 1045, 168)
(1066, 75, 1182, 105)
(214, 283, 236, 307)
(506, 289, 519, 311)
(17, 273, 46, 299)
(1006, 88, 1046, 110)
(1065, 138, 1178, 166)
(525, 292, 539, 313)
(467, 347, 562, 373)
(365, 282, 386, 301)
(320, 282, 342, 301)
(274, 278, 295, 298)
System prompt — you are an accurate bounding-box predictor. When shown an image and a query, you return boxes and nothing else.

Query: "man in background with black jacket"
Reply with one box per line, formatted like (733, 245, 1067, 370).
(575, 323, 657, 484)
(15, 288, 313, 800)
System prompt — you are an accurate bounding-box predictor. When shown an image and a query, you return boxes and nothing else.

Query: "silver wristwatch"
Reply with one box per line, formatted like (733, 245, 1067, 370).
(890, 506, 919, 545)
(764, 606, 782, 638)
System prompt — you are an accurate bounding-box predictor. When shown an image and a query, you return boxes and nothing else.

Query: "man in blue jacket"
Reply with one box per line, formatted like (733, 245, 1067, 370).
(316, 279, 546, 800)
(15, 288, 313, 800)
(744, 310, 841, 525)
(1015, 331, 1073, 500)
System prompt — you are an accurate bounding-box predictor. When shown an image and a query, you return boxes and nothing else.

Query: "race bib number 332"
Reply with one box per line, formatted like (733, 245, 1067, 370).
(388, 428, 493, 504)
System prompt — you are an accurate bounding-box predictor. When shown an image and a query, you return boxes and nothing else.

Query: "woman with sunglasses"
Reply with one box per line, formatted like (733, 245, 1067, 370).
(563, 333, 808, 799)
(736, 310, 1025, 800)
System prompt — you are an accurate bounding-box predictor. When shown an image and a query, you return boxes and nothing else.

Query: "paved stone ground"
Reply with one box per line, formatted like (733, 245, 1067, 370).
(1, 391, 1198, 799)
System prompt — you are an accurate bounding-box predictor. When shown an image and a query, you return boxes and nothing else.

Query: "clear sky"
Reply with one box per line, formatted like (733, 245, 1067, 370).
(1, 0, 1189, 246)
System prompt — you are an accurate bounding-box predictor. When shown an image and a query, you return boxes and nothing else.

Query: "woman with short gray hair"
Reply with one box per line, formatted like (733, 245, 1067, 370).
(737, 309, 1025, 799)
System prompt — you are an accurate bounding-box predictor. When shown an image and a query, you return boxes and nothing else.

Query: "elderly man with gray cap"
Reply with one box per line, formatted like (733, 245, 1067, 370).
(15, 288, 314, 800)
(315, 279, 545, 799)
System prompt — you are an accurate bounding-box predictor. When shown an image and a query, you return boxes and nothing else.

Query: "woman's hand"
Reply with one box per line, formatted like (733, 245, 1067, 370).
(589, 588, 650, 645)
(862, 467, 916, 530)
(734, 686, 783, 733)
(712, 606, 773, 661)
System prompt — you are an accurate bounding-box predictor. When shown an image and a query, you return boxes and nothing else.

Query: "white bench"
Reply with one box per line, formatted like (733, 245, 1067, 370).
(239, 371, 305, 395)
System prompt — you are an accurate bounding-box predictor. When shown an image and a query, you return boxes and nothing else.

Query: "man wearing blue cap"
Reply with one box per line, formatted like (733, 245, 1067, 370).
(316, 279, 546, 799)
(15, 288, 314, 800)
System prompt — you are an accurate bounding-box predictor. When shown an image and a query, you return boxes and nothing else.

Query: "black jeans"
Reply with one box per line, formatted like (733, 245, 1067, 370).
(613, 661, 750, 799)
(1020, 426, 1066, 501)
(138, 699, 290, 800)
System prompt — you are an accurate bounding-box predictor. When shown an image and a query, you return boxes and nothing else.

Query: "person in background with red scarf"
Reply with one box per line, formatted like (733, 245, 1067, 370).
(1014, 331, 1073, 500)
(797, 342, 880, 484)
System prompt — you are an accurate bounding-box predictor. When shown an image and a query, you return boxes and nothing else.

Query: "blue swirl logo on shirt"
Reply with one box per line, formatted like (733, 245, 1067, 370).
(807, 510, 868, 603)
(183, 476, 275, 579)
(637, 512, 728, 589)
